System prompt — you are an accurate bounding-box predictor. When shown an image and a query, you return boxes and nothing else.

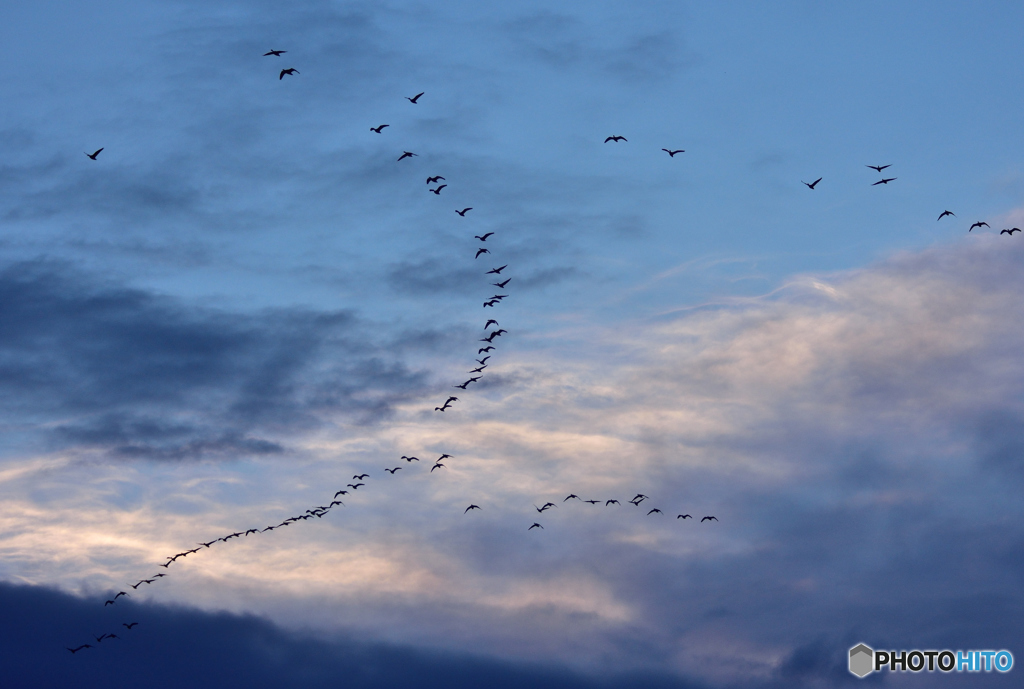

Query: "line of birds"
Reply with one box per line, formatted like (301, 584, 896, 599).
(68, 51, 720, 655)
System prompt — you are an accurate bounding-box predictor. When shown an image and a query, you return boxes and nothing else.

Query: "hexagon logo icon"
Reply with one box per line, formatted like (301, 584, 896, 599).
(849, 643, 874, 678)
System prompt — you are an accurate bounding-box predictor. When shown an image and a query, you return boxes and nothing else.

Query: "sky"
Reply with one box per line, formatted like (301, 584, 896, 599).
(1, 1, 1023, 686)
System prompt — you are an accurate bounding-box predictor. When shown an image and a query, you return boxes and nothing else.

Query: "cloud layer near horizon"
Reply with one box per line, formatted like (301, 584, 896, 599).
(2, 238, 1023, 687)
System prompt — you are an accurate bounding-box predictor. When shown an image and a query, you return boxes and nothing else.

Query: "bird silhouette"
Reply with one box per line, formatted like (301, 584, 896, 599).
(701, 516, 718, 522)
(66, 645, 92, 653)
(279, 68, 299, 79)
(406, 92, 424, 104)
(677, 514, 692, 519)
(969, 222, 989, 232)
(347, 483, 364, 490)
(585, 499, 600, 504)
(85, 148, 103, 160)
(397, 151, 418, 161)
(604, 136, 627, 143)
(528, 523, 543, 530)
(263, 49, 286, 56)
(123, 622, 139, 629)
(456, 208, 473, 216)
(486, 265, 508, 275)
(431, 462, 445, 472)
(476, 356, 491, 365)
(426, 176, 445, 184)
(535, 504, 552, 513)
(437, 454, 452, 460)
(475, 233, 494, 241)
(492, 278, 511, 288)
(370, 124, 389, 133)
(402, 456, 420, 462)
(866, 164, 891, 172)
(334, 490, 348, 498)
(475, 248, 490, 259)
(937, 210, 955, 220)
(605, 500, 620, 506)
(1001, 228, 1021, 235)
(647, 508, 663, 515)
(430, 184, 447, 194)
(484, 320, 498, 329)
(469, 366, 486, 373)
(353, 474, 370, 480)
(385, 467, 402, 474)
(662, 149, 685, 156)
(478, 346, 495, 354)
(483, 300, 499, 307)
(803, 177, 822, 190)
(564, 494, 580, 501)
(465, 505, 481, 513)
(872, 177, 896, 185)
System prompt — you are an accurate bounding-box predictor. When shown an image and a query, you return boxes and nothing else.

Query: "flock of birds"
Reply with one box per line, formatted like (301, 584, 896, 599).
(65, 49, 720, 655)
(801, 164, 1020, 235)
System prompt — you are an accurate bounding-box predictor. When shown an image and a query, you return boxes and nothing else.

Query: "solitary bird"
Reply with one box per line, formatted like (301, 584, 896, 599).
(465, 505, 481, 513)
(385, 467, 402, 474)
(872, 177, 896, 185)
(397, 151, 418, 161)
(486, 265, 507, 275)
(937, 210, 955, 221)
(866, 164, 891, 173)
(492, 278, 511, 288)
(701, 516, 718, 522)
(406, 92, 424, 104)
(604, 136, 627, 143)
(123, 622, 139, 629)
(528, 523, 543, 530)
(803, 177, 822, 190)
(647, 508, 663, 515)
(263, 49, 286, 56)
(456, 208, 473, 216)
(475, 248, 490, 259)
(662, 149, 685, 157)
(430, 184, 447, 195)
(85, 148, 103, 160)
(279, 68, 299, 79)
(969, 222, 989, 232)
(475, 233, 494, 241)
(1001, 228, 1021, 235)
(677, 514, 692, 519)
(370, 124, 389, 133)
(353, 474, 370, 480)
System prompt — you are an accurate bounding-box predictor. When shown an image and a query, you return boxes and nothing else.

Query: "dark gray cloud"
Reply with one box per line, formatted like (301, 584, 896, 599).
(0, 260, 433, 459)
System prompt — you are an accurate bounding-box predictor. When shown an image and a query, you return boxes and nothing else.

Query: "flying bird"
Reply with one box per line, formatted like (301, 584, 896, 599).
(353, 474, 370, 480)
(528, 523, 543, 530)
(66, 645, 93, 654)
(492, 278, 511, 288)
(347, 483, 364, 489)
(647, 508, 663, 515)
(802, 177, 822, 190)
(1001, 228, 1021, 235)
(484, 320, 499, 329)
(866, 164, 891, 172)
(279, 68, 299, 79)
(478, 346, 495, 354)
(937, 210, 955, 221)
(85, 148, 103, 160)
(104, 600, 116, 606)
(430, 184, 447, 195)
(402, 456, 420, 462)
(701, 516, 719, 522)
(431, 462, 445, 472)
(406, 92, 424, 104)
(564, 494, 580, 501)
(123, 622, 139, 629)
(370, 124, 389, 133)
(476, 356, 491, 365)
(677, 514, 692, 519)
(475, 248, 490, 259)
(605, 500, 620, 506)
(263, 49, 286, 56)
(385, 467, 402, 474)
(486, 265, 508, 275)
(113, 591, 128, 600)
(469, 366, 486, 373)
(426, 176, 445, 184)
(475, 233, 494, 241)
(464, 505, 481, 513)
(437, 454, 452, 460)
(584, 500, 600, 504)
(969, 222, 989, 232)
(535, 504, 552, 513)
(662, 149, 685, 156)
(483, 300, 499, 307)
(872, 178, 897, 185)
(604, 136, 627, 143)
(397, 151, 418, 161)
(334, 490, 348, 498)
(456, 208, 473, 216)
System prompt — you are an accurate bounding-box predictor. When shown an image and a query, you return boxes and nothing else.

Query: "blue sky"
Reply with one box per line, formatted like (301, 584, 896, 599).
(1, 2, 1023, 687)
